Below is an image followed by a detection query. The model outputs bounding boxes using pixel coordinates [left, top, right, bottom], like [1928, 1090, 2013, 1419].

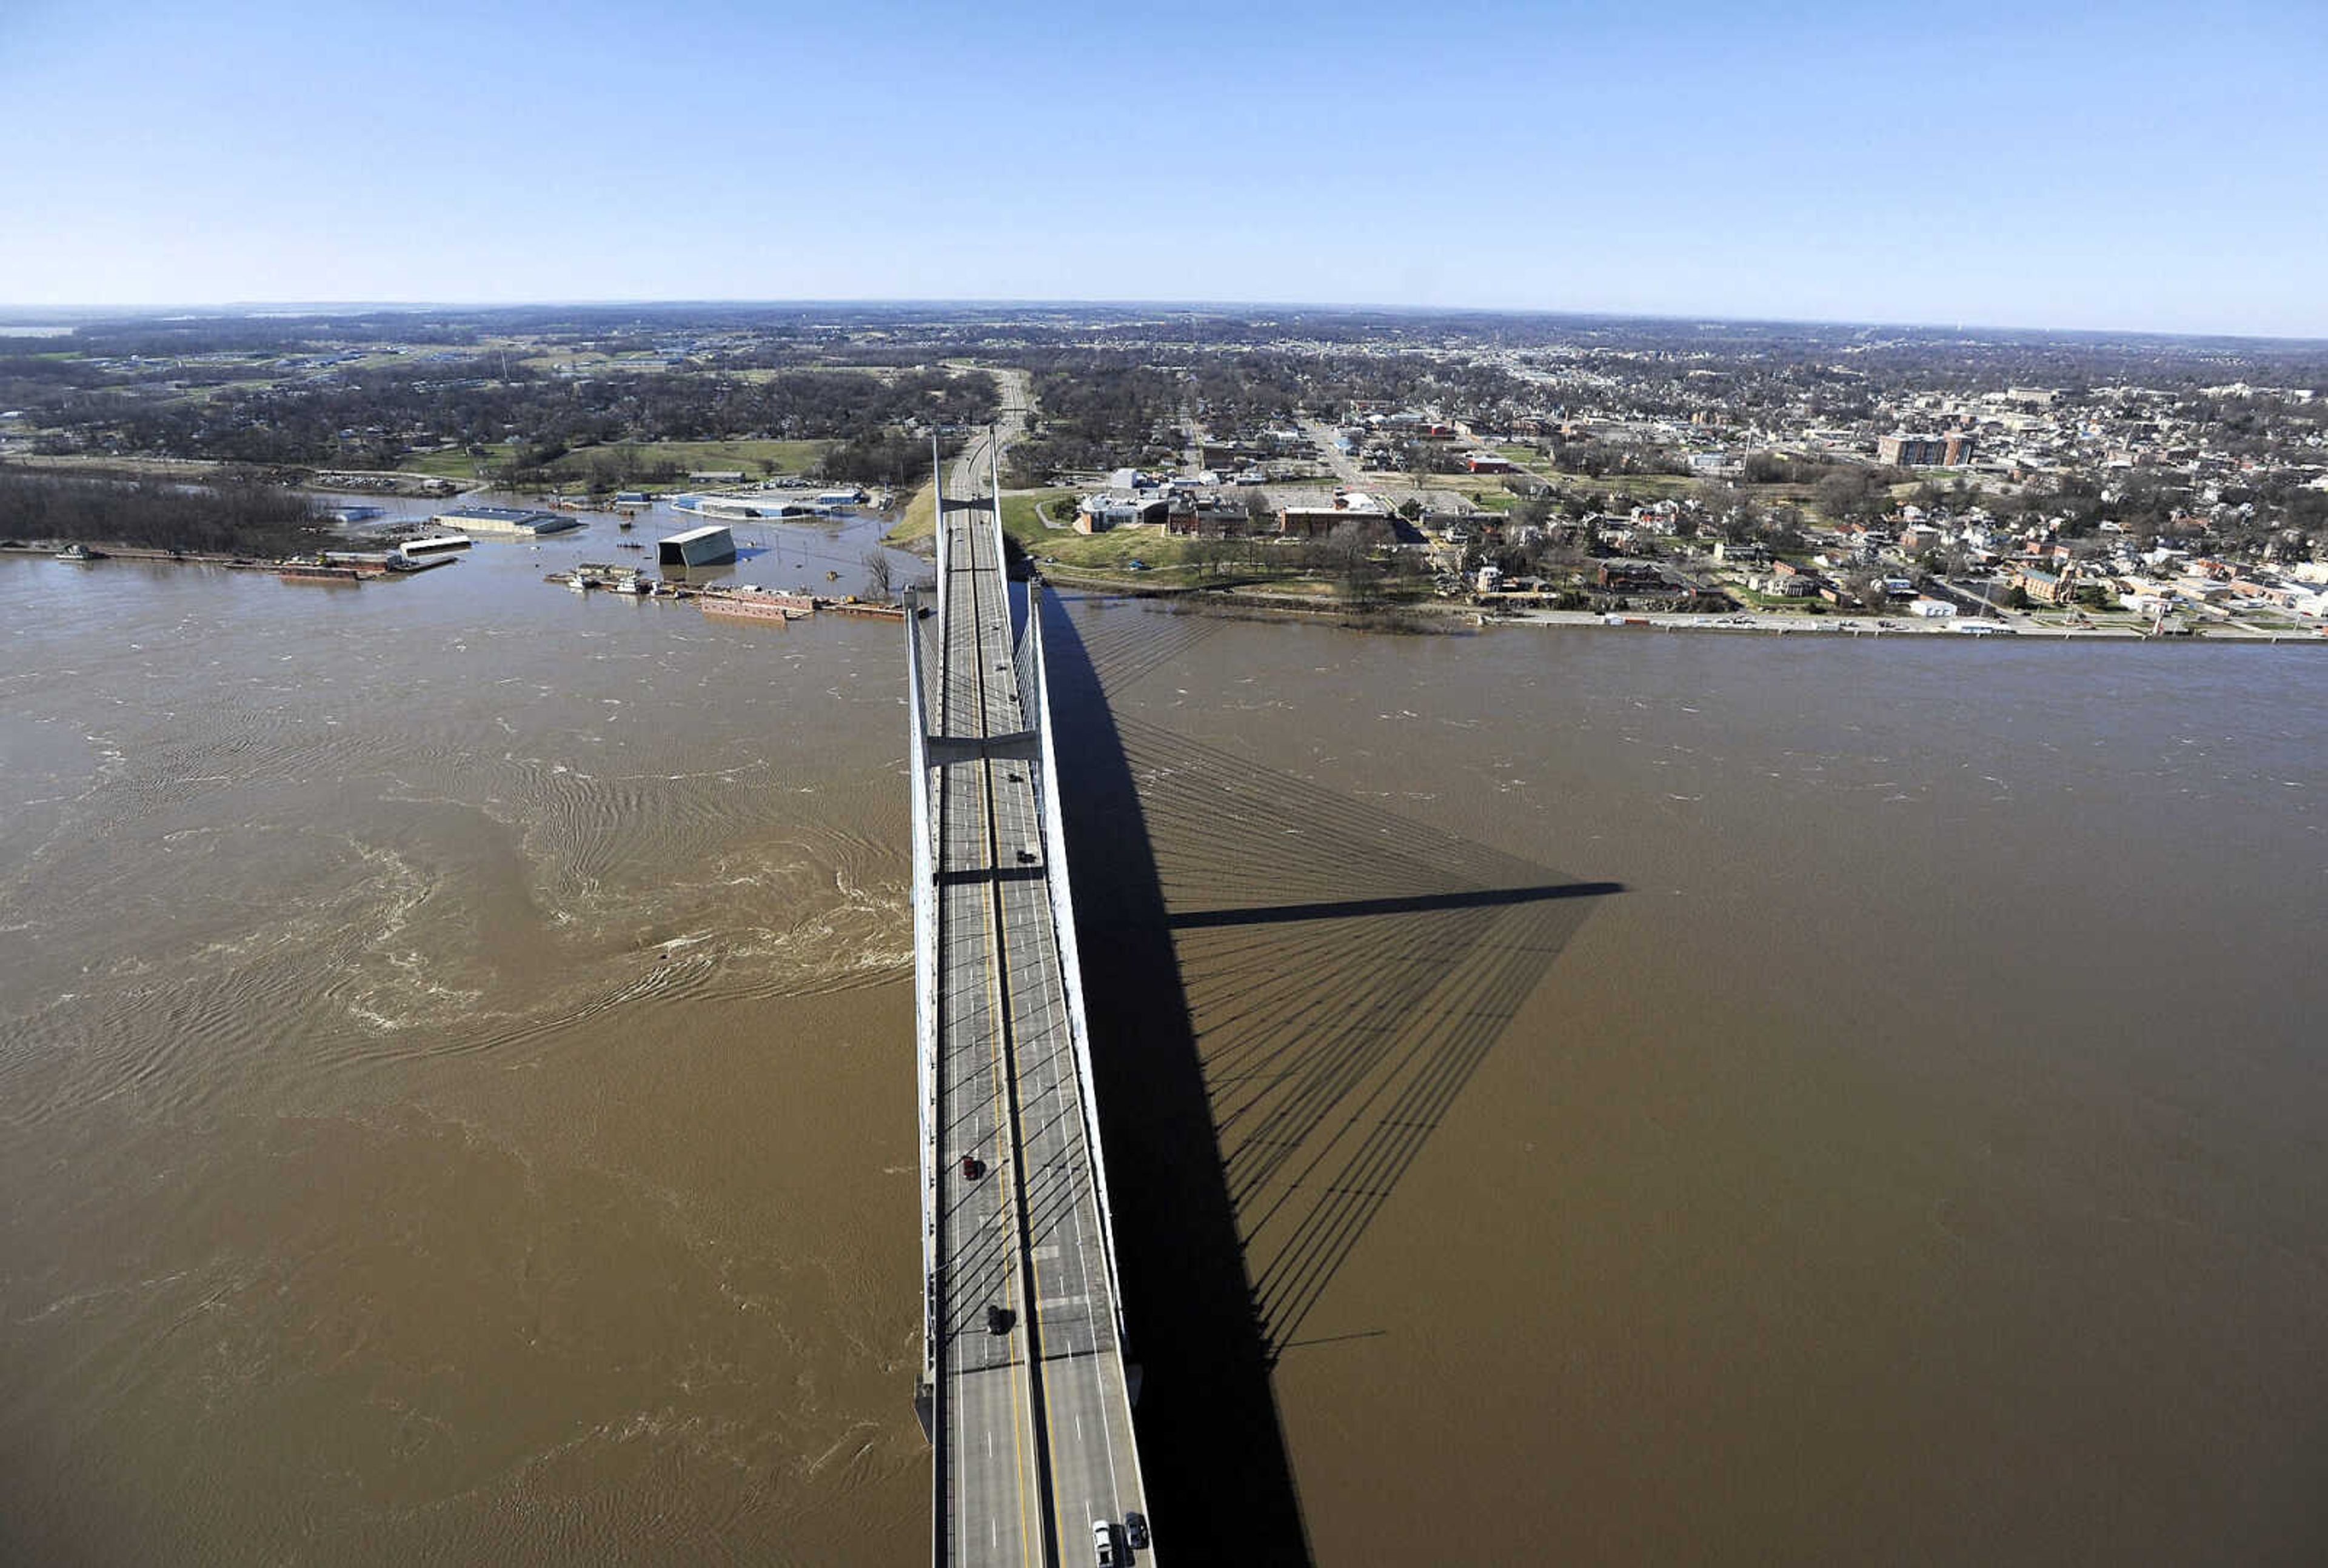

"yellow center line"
[963, 500, 1040, 1568]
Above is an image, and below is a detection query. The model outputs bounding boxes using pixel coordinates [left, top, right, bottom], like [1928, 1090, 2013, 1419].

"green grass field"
[1731, 586, 1819, 610]
[890, 482, 1433, 592]
[992, 490, 1205, 570]
[891, 488, 1080, 549]
[397, 447, 494, 479]
[891, 481, 938, 545]
[886, 485, 1209, 576]
[1035, 498, 1305, 576]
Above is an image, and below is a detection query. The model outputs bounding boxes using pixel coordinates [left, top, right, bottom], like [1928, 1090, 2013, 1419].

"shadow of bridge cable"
[1043, 594, 1622, 1558]
[1170, 881, 1626, 930]
[1040, 593, 1315, 1566]
[1094, 701, 1621, 1361]
[1057, 602, 1225, 702]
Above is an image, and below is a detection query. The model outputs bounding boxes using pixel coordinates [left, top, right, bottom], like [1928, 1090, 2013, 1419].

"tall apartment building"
[1879, 431, 1977, 466]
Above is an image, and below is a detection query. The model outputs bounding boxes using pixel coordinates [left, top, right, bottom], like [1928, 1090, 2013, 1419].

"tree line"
[0, 466, 326, 555]
[28, 364, 999, 473]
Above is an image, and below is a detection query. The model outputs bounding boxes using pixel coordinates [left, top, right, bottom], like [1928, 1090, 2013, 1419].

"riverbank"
[1490, 604, 2328, 642]
[1037, 569, 2328, 644]
[16, 537, 2322, 646]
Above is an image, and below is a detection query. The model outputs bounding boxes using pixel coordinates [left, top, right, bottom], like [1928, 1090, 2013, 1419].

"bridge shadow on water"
[1040, 594, 1619, 1563]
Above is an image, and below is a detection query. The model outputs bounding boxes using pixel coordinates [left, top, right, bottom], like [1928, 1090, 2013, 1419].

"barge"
[280, 559, 366, 584]
[700, 589, 814, 623]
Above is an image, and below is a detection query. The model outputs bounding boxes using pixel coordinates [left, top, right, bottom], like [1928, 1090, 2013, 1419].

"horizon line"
[2, 296, 2326, 350]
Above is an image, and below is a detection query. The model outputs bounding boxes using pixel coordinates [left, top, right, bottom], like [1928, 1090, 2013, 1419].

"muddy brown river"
[3, 514, 2324, 1564]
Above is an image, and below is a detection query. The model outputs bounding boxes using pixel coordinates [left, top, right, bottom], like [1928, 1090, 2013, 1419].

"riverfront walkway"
[908, 423, 1150, 1566]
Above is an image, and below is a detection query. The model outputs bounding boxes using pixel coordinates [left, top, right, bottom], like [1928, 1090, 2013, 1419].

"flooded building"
[658, 524, 737, 567]
[434, 505, 576, 537]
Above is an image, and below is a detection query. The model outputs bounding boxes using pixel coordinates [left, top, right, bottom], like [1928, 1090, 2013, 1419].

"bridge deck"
[926, 430, 1147, 1567]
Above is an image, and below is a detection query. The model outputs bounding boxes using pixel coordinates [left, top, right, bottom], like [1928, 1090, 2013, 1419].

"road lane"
[924, 402, 1151, 1565]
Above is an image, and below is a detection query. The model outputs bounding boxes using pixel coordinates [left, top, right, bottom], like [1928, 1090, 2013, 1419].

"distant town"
[4, 302, 2327, 638]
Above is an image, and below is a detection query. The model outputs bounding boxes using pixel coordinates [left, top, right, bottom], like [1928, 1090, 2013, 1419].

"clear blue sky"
[5, 0, 2324, 336]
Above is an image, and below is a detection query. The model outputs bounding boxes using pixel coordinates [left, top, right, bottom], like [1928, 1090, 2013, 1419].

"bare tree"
[1841, 568, 1888, 610]
[1325, 519, 1386, 604]
[863, 549, 894, 599]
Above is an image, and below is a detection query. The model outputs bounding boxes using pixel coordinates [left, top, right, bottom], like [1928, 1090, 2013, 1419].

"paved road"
[1299, 416, 1365, 486]
[926, 401, 1149, 1567]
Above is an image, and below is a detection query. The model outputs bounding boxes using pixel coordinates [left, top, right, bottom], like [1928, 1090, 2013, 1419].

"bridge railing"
[931, 439, 949, 630]
[1026, 587, 1132, 1359]
[906, 589, 943, 1410]
[1011, 585, 1040, 722]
